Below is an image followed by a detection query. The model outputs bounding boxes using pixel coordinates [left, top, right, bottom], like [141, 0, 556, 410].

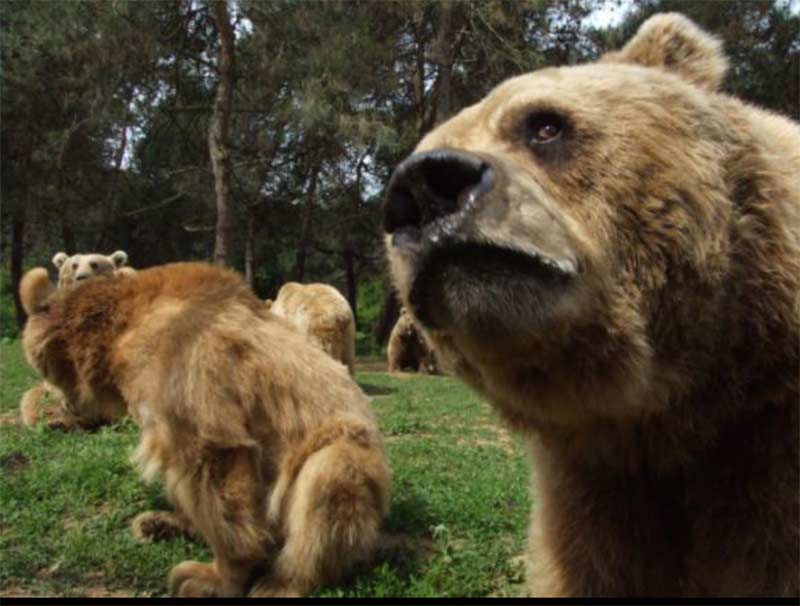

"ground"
[0, 340, 529, 598]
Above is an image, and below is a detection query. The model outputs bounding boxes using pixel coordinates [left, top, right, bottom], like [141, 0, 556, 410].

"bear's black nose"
[383, 149, 494, 235]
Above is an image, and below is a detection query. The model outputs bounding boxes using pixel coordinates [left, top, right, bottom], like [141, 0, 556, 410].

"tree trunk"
[412, 18, 434, 136]
[209, 0, 236, 266]
[97, 121, 129, 250]
[293, 162, 320, 282]
[433, 0, 455, 126]
[376, 286, 401, 346]
[244, 209, 255, 288]
[11, 205, 26, 330]
[343, 151, 367, 328]
[343, 246, 357, 327]
[432, 0, 466, 127]
[62, 219, 76, 253]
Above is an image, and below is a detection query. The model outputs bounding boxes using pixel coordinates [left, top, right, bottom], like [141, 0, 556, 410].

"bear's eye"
[90, 262, 98, 270]
[72, 262, 78, 270]
[526, 112, 566, 145]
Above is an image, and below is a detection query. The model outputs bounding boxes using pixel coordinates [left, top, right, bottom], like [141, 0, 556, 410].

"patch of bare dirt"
[354, 359, 388, 372]
[36, 560, 65, 580]
[75, 572, 131, 598]
[61, 517, 82, 532]
[489, 553, 528, 597]
[1, 576, 133, 598]
[0, 451, 29, 473]
[356, 358, 449, 378]
[0, 414, 21, 427]
[0, 585, 43, 598]
[458, 421, 517, 455]
[80, 587, 131, 598]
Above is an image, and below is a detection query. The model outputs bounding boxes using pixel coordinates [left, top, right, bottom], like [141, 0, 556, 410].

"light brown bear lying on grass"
[20, 250, 135, 430]
[20, 262, 391, 597]
[387, 307, 438, 374]
[384, 13, 799, 597]
[268, 282, 356, 375]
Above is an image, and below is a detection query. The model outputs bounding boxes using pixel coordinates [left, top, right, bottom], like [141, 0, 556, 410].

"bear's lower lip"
[405, 240, 578, 333]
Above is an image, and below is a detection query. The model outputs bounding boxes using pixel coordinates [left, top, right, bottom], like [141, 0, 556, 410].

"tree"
[600, 0, 799, 119]
[0, 1, 167, 327]
[208, 0, 237, 266]
[2, 0, 794, 347]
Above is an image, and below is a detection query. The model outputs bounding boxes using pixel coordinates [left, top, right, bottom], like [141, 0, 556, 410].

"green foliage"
[601, 0, 799, 119]
[0, 341, 530, 598]
[1, 0, 795, 335]
[355, 278, 387, 356]
[0, 269, 17, 340]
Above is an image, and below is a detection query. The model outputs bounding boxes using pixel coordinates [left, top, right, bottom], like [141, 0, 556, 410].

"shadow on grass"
[378, 490, 440, 575]
[358, 382, 397, 396]
[139, 486, 182, 526]
[1, 451, 30, 474]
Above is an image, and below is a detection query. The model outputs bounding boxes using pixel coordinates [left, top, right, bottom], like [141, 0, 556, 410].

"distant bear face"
[53, 250, 129, 288]
[384, 15, 740, 425]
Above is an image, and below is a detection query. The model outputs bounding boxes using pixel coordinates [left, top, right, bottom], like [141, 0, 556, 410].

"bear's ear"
[601, 13, 728, 92]
[110, 250, 128, 268]
[52, 252, 69, 270]
[20, 268, 56, 316]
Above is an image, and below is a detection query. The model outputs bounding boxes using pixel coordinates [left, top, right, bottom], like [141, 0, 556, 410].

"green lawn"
[0, 340, 530, 598]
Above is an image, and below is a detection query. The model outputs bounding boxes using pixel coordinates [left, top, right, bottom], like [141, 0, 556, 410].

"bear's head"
[53, 250, 130, 288]
[383, 14, 797, 427]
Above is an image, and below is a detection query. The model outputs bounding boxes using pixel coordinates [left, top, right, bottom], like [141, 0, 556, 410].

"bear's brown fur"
[384, 13, 799, 597]
[387, 308, 438, 374]
[270, 282, 356, 375]
[20, 263, 391, 597]
[20, 251, 136, 430]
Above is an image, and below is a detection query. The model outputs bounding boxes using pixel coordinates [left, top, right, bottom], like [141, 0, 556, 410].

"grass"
[0, 340, 530, 598]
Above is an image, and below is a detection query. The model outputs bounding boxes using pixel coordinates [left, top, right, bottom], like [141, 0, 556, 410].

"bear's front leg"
[684, 405, 799, 597]
[169, 556, 255, 598]
[131, 509, 196, 542]
[169, 560, 222, 597]
[527, 442, 688, 597]
[165, 446, 273, 597]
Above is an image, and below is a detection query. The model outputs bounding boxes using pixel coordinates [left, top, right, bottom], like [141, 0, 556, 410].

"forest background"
[2, 0, 797, 353]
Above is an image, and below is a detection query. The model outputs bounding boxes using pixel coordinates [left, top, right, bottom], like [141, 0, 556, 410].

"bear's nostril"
[384, 150, 494, 236]
[420, 156, 486, 209]
[384, 188, 421, 235]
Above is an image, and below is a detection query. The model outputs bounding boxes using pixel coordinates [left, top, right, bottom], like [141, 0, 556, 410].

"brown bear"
[383, 13, 799, 597]
[20, 249, 136, 430]
[20, 263, 391, 597]
[387, 307, 438, 374]
[52, 250, 134, 288]
[269, 282, 356, 375]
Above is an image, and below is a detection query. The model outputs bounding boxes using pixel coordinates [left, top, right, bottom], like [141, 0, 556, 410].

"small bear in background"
[19, 249, 135, 430]
[52, 250, 134, 288]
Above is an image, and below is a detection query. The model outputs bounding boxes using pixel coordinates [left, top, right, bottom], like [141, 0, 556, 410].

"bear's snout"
[383, 149, 494, 242]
